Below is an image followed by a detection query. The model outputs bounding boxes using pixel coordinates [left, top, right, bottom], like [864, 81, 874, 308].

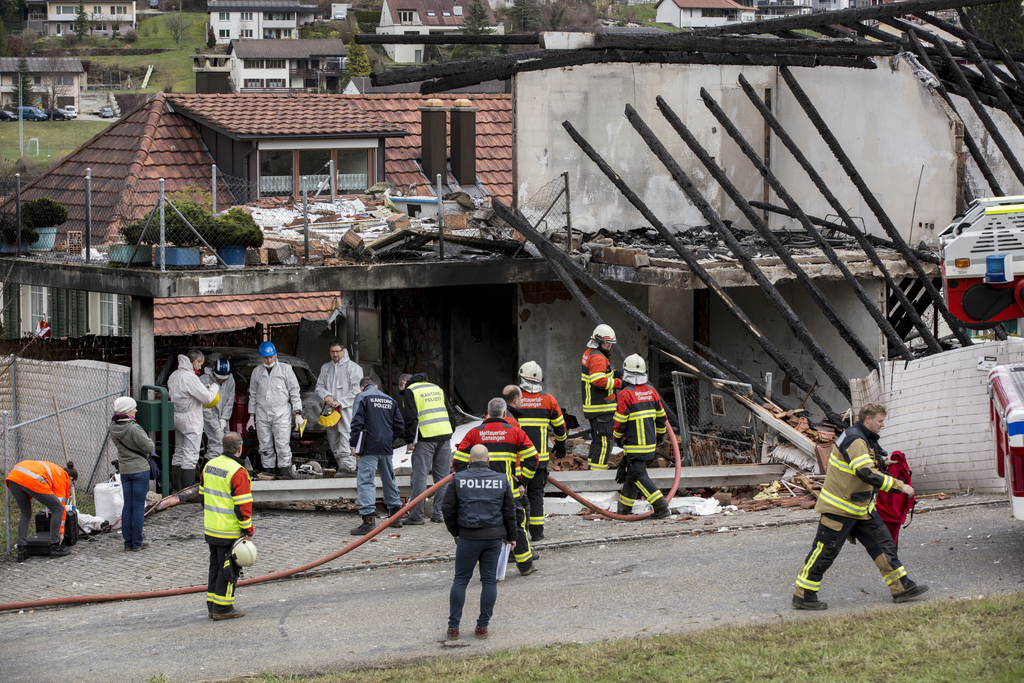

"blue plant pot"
[108, 244, 152, 265]
[29, 226, 57, 250]
[216, 245, 247, 266]
[153, 246, 201, 267]
[0, 238, 30, 254]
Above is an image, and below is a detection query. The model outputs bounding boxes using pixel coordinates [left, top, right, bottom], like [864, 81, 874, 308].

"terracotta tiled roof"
[166, 93, 409, 138]
[5, 92, 231, 245]
[344, 94, 512, 206]
[229, 38, 347, 60]
[663, 0, 751, 9]
[155, 292, 338, 335]
[384, 0, 491, 26]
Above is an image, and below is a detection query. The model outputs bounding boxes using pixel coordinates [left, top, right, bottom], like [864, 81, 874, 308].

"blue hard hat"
[213, 358, 231, 379]
[259, 341, 277, 358]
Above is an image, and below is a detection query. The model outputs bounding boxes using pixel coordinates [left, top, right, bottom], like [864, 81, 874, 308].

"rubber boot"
[211, 606, 245, 620]
[15, 543, 28, 562]
[48, 543, 70, 558]
[207, 600, 214, 619]
[616, 502, 631, 515]
[651, 498, 671, 519]
[169, 465, 182, 493]
[792, 592, 828, 610]
[278, 464, 294, 480]
[350, 514, 376, 536]
[387, 508, 404, 528]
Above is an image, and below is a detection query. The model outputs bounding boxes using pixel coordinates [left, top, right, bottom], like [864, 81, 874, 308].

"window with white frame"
[265, 59, 285, 68]
[398, 9, 414, 21]
[94, 23, 106, 30]
[58, 6, 78, 14]
[218, 11, 229, 20]
[55, 75, 74, 86]
[282, 28, 292, 37]
[113, 5, 128, 14]
[244, 58, 263, 68]
[30, 286, 47, 330]
[241, 11, 252, 20]
[266, 78, 285, 87]
[99, 293, 118, 336]
[219, 29, 229, 37]
[240, 29, 253, 37]
[243, 78, 264, 88]
[92, 5, 101, 13]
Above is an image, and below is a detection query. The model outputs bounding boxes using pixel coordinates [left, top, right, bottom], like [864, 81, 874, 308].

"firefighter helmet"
[519, 361, 543, 383]
[624, 354, 646, 374]
[318, 404, 341, 427]
[203, 392, 220, 409]
[213, 358, 231, 380]
[258, 341, 277, 358]
[231, 538, 257, 567]
[592, 324, 616, 344]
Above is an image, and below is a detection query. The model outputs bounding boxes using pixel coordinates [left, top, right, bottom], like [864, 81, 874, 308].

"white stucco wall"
[514, 59, 962, 246]
[952, 92, 1024, 201]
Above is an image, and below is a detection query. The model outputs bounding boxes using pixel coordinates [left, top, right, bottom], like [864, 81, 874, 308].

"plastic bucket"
[29, 226, 57, 250]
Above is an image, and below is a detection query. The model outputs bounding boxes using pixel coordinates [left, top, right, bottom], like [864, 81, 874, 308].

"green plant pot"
[29, 226, 58, 250]
[108, 244, 152, 265]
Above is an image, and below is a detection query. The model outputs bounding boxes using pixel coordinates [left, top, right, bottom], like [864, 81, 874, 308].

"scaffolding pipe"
[561, 119, 840, 420]
[779, 65, 973, 347]
[699, 87, 912, 360]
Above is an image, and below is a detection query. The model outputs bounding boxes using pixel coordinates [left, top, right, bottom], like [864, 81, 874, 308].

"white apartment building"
[208, 0, 318, 45]
[376, 0, 501, 64]
[25, 0, 137, 37]
[229, 39, 347, 93]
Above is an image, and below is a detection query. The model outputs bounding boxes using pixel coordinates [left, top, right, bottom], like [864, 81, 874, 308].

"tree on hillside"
[965, 0, 1024, 53]
[10, 56, 34, 109]
[163, 13, 183, 43]
[74, 0, 89, 39]
[452, 0, 497, 60]
[207, 24, 217, 48]
[510, 0, 540, 33]
[42, 56, 75, 114]
[346, 35, 371, 77]
[0, 21, 7, 57]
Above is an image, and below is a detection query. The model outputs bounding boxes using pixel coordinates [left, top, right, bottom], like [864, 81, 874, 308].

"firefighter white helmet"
[592, 324, 616, 344]
[519, 361, 543, 383]
[232, 538, 258, 567]
[624, 354, 646, 374]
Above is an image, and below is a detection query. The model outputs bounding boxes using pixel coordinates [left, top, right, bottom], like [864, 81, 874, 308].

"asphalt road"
[1, 502, 1021, 683]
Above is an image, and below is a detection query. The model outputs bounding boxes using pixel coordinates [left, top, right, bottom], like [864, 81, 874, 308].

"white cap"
[114, 396, 137, 413]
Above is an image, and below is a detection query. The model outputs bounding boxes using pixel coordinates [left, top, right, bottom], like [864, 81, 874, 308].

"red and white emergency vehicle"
[986, 364, 1024, 520]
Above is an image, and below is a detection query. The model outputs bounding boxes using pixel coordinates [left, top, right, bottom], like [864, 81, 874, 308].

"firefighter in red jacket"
[613, 354, 671, 519]
[454, 397, 539, 575]
[581, 325, 621, 470]
[514, 361, 566, 541]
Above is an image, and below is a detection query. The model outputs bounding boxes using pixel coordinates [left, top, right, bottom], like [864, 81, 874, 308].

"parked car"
[98, 107, 115, 118]
[64, 105, 77, 118]
[16, 106, 48, 121]
[153, 347, 330, 472]
[48, 108, 72, 121]
[149, 0, 159, 7]
[0, 110, 15, 121]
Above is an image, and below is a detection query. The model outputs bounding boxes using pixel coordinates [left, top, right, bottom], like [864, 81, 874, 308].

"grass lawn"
[0, 120, 113, 162]
[609, 3, 681, 33]
[221, 592, 1024, 683]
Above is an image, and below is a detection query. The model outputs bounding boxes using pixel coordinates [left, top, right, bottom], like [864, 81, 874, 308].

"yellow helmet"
[318, 405, 341, 427]
[203, 392, 220, 409]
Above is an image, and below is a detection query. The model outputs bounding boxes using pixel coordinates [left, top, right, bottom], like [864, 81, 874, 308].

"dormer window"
[398, 9, 414, 22]
[426, 10, 435, 15]
[442, 10, 451, 16]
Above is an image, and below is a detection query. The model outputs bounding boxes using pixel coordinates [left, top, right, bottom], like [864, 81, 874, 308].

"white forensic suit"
[201, 370, 236, 458]
[249, 361, 302, 469]
[314, 350, 363, 473]
[167, 355, 219, 471]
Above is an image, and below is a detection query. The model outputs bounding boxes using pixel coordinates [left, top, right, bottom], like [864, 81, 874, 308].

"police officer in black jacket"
[441, 444, 517, 641]
[349, 377, 405, 536]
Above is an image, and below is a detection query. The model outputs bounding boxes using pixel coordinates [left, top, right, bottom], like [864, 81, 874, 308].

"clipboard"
[496, 542, 511, 581]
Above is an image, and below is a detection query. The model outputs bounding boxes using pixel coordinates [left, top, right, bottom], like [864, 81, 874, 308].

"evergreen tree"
[74, 0, 89, 40]
[511, 0, 540, 33]
[207, 25, 217, 48]
[965, 0, 1024, 53]
[10, 56, 34, 109]
[346, 35, 371, 77]
[452, 0, 496, 60]
[0, 21, 7, 57]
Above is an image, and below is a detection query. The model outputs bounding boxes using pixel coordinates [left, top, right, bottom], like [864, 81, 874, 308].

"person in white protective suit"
[315, 339, 363, 476]
[201, 357, 236, 459]
[168, 349, 220, 491]
[247, 341, 302, 478]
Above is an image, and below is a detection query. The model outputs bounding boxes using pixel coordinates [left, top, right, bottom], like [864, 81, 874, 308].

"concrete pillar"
[131, 296, 155, 398]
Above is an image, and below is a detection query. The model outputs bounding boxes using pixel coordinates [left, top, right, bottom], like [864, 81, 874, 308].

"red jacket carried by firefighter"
[613, 383, 667, 460]
[581, 347, 621, 418]
[454, 417, 539, 499]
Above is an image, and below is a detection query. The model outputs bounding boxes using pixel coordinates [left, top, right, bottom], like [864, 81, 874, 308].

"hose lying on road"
[0, 425, 681, 611]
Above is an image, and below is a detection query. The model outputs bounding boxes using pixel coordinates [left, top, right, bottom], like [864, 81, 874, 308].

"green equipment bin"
[137, 385, 174, 495]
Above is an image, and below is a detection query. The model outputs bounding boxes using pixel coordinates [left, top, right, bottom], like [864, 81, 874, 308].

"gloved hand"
[246, 415, 255, 431]
[294, 413, 303, 430]
[220, 418, 229, 433]
[615, 457, 628, 484]
[552, 439, 567, 457]
[613, 370, 623, 380]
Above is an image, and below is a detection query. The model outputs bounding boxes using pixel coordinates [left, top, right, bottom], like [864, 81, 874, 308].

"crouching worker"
[5, 460, 78, 561]
[613, 354, 670, 519]
[793, 403, 927, 610]
[201, 431, 254, 620]
[442, 444, 517, 641]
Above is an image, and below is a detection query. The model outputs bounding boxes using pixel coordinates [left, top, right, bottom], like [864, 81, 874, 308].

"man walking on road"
[349, 377, 406, 535]
[201, 358, 236, 461]
[400, 373, 456, 525]
[315, 340, 363, 476]
[248, 342, 302, 479]
[168, 349, 220, 491]
[442, 444, 517, 641]
[514, 361, 566, 541]
[793, 403, 928, 610]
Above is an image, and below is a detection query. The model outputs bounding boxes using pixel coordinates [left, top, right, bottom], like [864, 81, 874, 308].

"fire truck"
[986, 364, 1024, 520]
[939, 195, 1024, 327]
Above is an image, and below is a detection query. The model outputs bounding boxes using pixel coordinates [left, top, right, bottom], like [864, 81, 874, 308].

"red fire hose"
[0, 425, 682, 612]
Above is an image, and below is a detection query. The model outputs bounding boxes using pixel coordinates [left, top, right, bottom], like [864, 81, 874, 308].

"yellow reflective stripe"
[628, 409, 659, 420]
[618, 494, 635, 505]
[204, 526, 243, 538]
[204, 488, 233, 500]
[883, 566, 907, 585]
[209, 594, 234, 606]
[232, 494, 253, 504]
[528, 516, 545, 524]
[551, 415, 565, 426]
[613, 431, 624, 439]
[624, 445, 656, 454]
[819, 489, 869, 515]
[849, 455, 873, 470]
[453, 450, 470, 463]
[635, 481, 663, 503]
[204, 502, 236, 515]
[828, 453, 856, 474]
[654, 426, 667, 434]
[613, 412, 628, 422]
[796, 541, 824, 590]
[879, 476, 895, 493]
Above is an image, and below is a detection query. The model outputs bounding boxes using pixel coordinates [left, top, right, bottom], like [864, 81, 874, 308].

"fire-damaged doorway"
[384, 284, 518, 414]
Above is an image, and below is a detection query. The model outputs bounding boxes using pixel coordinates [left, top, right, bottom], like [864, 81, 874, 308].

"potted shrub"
[0, 215, 36, 255]
[119, 199, 211, 267]
[214, 207, 264, 266]
[22, 197, 67, 251]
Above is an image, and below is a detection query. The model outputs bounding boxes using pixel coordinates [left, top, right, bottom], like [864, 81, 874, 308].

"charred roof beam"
[356, 33, 540, 44]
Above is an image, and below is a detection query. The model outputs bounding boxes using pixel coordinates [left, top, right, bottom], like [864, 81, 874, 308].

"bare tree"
[42, 56, 76, 114]
[163, 13, 182, 42]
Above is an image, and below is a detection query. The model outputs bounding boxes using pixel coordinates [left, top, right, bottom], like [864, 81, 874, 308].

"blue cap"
[213, 358, 231, 379]
[259, 341, 277, 358]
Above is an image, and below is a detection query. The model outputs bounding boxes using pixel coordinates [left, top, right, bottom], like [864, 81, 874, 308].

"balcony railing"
[289, 68, 344, 78]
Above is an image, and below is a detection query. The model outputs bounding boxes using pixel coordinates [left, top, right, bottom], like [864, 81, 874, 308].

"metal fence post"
[85, 168, 92, 263]
[302, 178, 309, 267]
[11, 357, 18, 464]
[436, 173, 445, 261]
[562, 170, 572, 253]
[14, 173, 20, 258]
[212, 164, 217, 215]
[4, 412, 10, 554]
[329, 159, 336, 204]
[159, 178, 166, 272]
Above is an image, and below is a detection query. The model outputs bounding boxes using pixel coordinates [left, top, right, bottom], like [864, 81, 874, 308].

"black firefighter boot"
[651, 498, 671, 519]
[387, 508, 404, 528]
[169, 465, 182, 493]
[616, 502, 632, 515]
[15, 542, 28, 562]
[350, 514, 376, 536]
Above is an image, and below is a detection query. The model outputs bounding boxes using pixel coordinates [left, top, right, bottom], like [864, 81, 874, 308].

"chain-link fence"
[670, 371, 760, 466]
[1, 356, 131, 552]
[518, 171, 572, 247]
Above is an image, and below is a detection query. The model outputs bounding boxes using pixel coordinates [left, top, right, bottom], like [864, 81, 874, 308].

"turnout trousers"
[587, 414, 614, 470]
[512, 503, 534, 570]
[525, 463, 547, 540]
[794, 511, 918, 600]
[617, 458, 664, 509]
[207, 542, 239, 612]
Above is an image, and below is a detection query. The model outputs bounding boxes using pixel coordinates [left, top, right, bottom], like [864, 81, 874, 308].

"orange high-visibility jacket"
[5, 460, 71, 533]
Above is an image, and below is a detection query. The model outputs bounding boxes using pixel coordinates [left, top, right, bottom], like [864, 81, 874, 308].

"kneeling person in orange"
[201, 431, 254, 620]
[5, 460, 78, 561]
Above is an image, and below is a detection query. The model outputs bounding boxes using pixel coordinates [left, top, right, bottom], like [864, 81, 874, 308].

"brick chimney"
[419, 98, 447, 188]
[450, 98, 477, 186]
